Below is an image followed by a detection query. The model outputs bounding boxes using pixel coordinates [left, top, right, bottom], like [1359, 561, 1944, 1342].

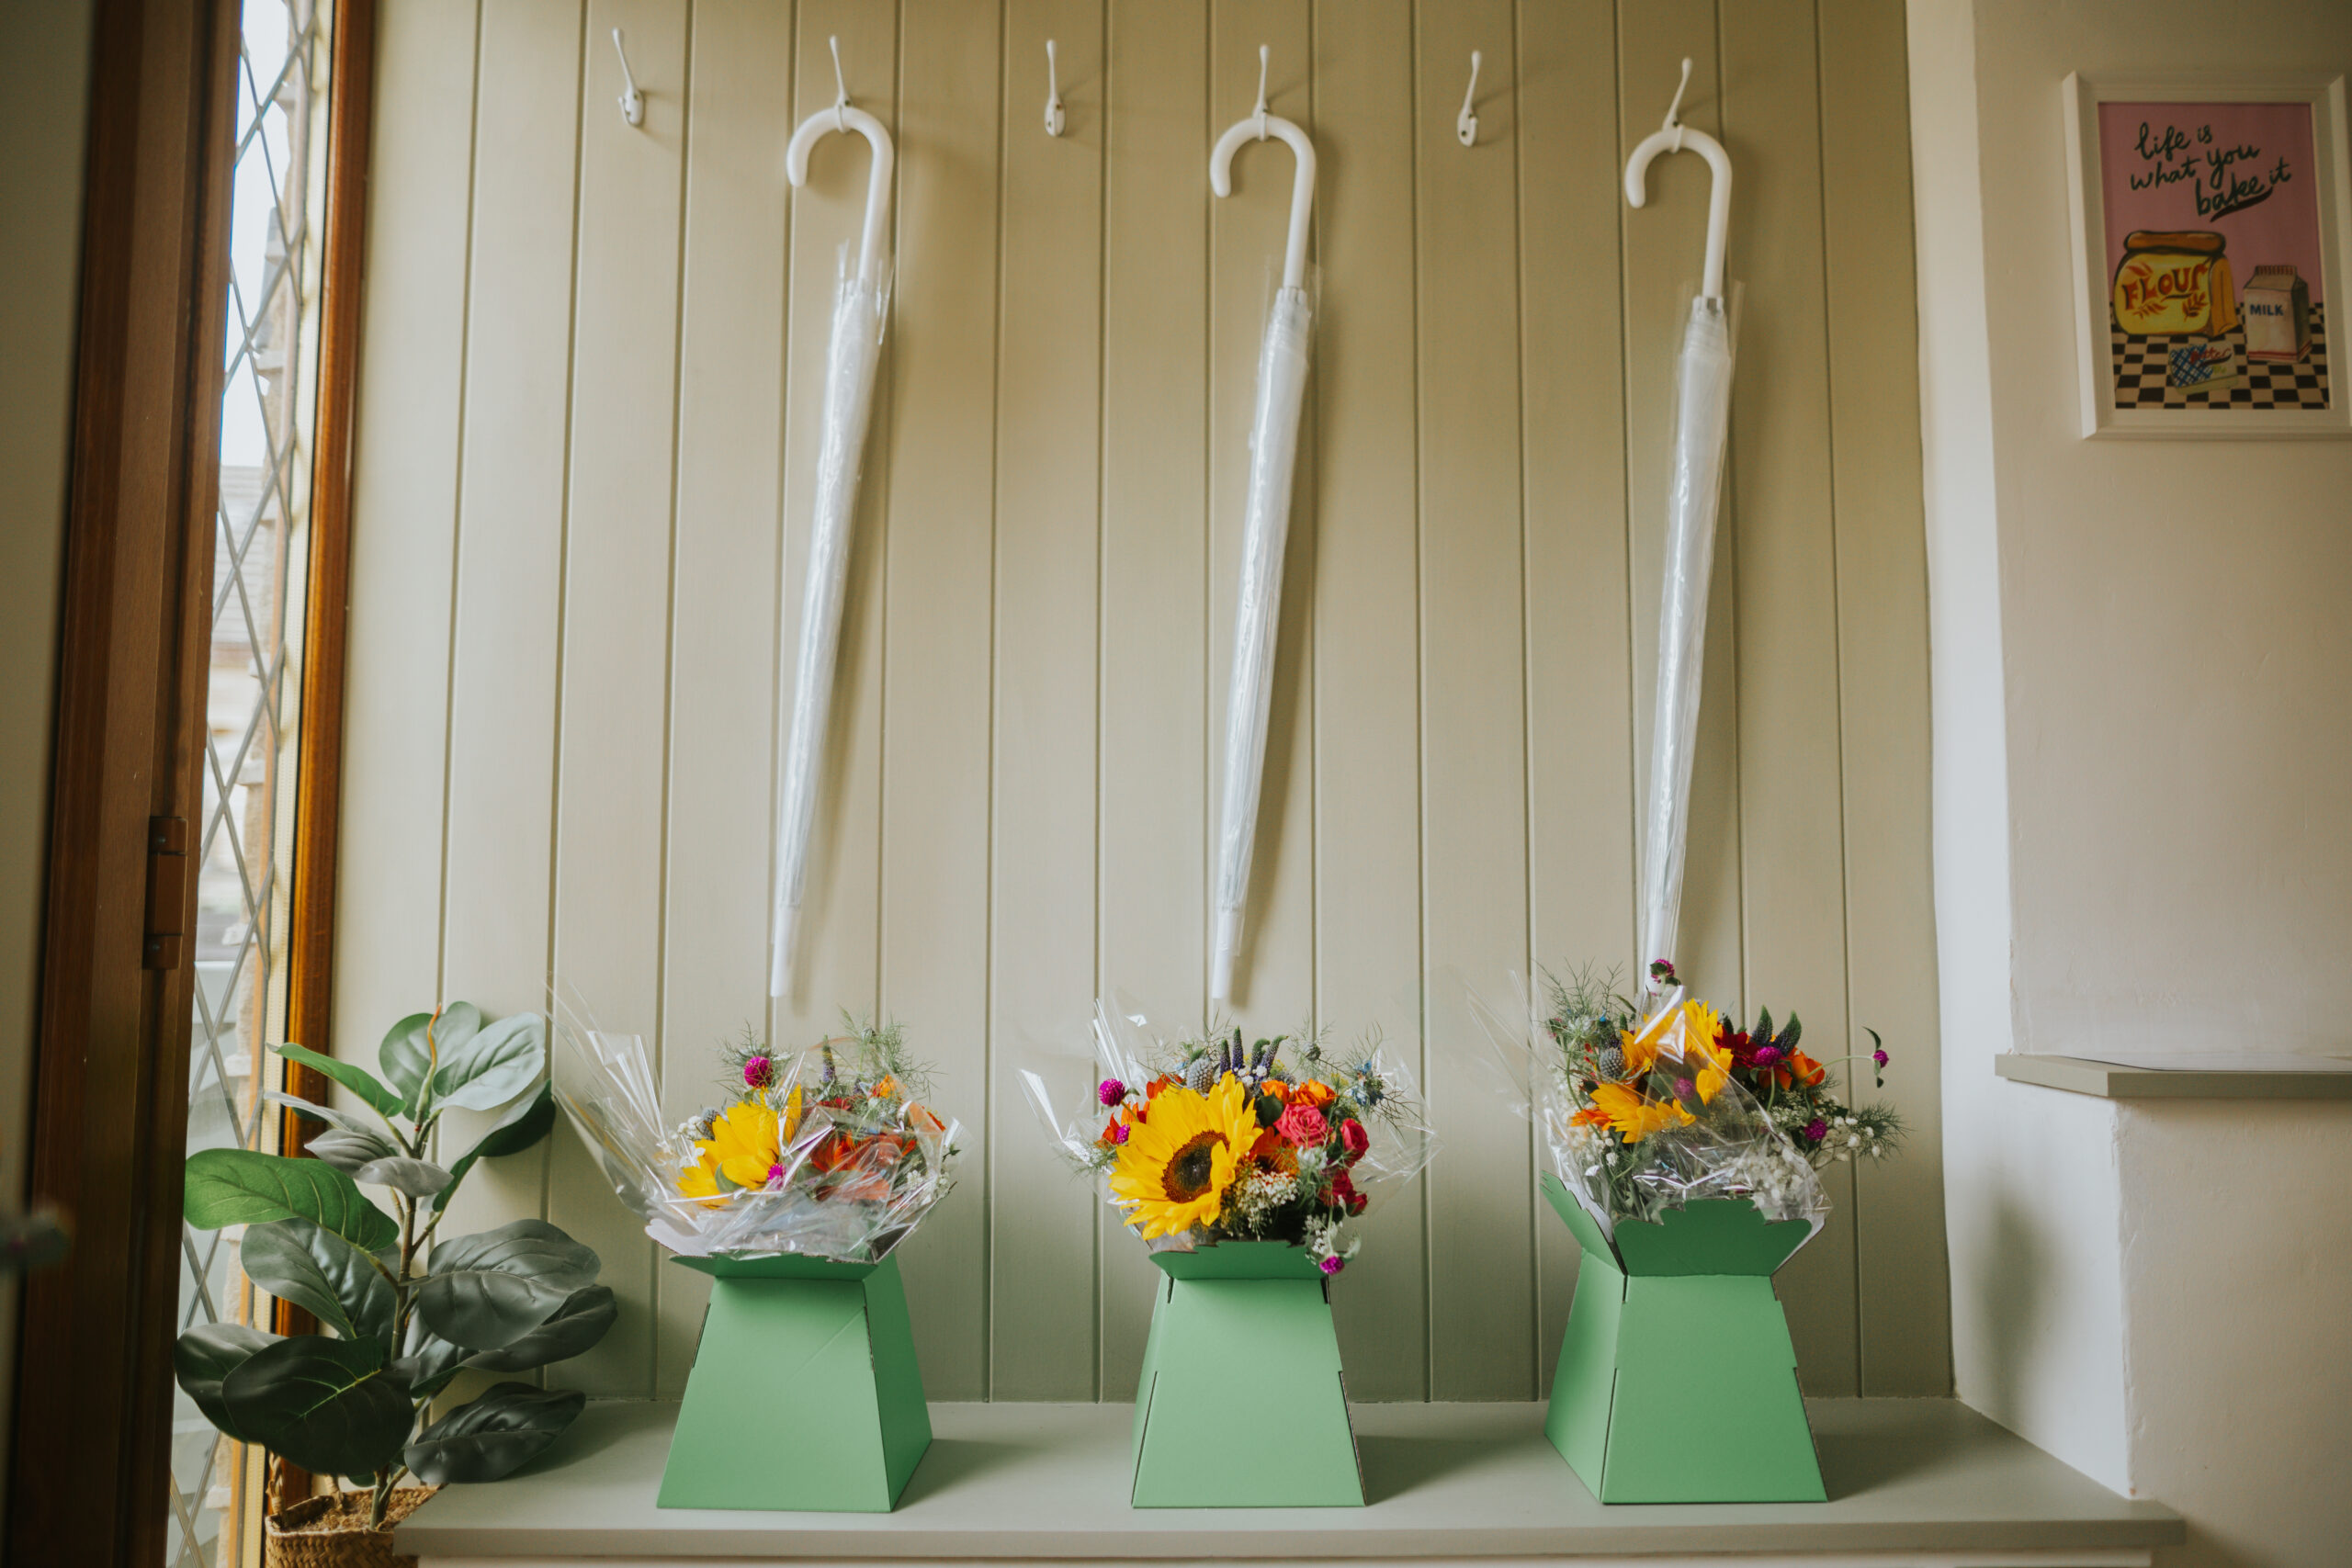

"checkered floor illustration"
[2112, 303, 2330, 411]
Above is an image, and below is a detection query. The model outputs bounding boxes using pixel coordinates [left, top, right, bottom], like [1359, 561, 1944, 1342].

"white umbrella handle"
[1623, 57, 1732, 301]
[1211, 45, 1316, 291]
[786, 37, 895, 288]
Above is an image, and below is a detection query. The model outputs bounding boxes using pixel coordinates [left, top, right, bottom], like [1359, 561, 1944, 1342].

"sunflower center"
[1161, 1132, 1225, 1202]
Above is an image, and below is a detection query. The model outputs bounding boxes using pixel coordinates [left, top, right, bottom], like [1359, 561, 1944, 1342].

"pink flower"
[1751, 1044, 1784, 1068]
[1274, 1103, 1329, 1148]
[1802, 1118, 1827, 1144]
[1098, 1077, 1127, 1107]
[1872, 1048, 1890, 1067]
[1318, 1255, 1344, 1276]
[1339, 1119, 1369, 1158]
[743, 1055, 775, 1089]
[765, 1162, 786, 1183]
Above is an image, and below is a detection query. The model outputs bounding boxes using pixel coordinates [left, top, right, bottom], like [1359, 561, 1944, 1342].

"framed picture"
[2064, 73, 2352, 438]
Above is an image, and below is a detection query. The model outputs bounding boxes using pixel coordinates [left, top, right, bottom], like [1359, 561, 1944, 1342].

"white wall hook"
[1456, 51, 1481, 146]
[610, 28, 643, 128]
[786, 36, 896, 287]
[1212, 45, 1316, 291]
[1623, 56, 1733, 300]
[1045, 39, 1065, 137]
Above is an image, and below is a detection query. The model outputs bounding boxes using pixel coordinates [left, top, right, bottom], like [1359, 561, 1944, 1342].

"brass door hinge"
[143, 815, 189, 970]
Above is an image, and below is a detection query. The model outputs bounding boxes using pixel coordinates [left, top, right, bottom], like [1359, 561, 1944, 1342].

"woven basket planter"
[264, 1488, 435, 1568]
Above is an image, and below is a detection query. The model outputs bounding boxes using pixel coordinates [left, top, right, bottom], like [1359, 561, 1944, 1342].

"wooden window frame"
[4, 0, 375, 1556]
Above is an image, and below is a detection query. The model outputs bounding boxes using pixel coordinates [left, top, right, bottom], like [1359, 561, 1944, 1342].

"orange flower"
[1260, 1079, 1293, 1106]
[873, 1074, 899, 1099]
[1145, 1074, 1179, 1100]
[1773, 1049, 1827, 1090]
[1295, 1080, 1337, 1110]
[904, 1101, 947, 1135]
[1571, 1104, 1612, 1128]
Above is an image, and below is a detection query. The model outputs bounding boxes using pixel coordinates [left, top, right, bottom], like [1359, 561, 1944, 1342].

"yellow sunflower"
[1107, 1073, 1258, 1239]
[1589, 1081, 1694, 1144]
[678, 1100, 783, 1206]
[1622, 998, 1724, 1080]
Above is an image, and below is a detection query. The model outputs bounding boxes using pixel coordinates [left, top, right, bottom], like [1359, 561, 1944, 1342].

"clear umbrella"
[1625, 60, 1736, 987]
[772, 42, 894, 997]
[1208, 47, 1317, 1004]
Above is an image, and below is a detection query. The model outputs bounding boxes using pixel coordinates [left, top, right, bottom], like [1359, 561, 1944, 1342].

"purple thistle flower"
[1098, 1077, 1127, 1107]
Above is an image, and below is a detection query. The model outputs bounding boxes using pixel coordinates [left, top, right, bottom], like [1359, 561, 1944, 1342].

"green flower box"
[658, 1252, 931, 1512]
[1541, 1172, 1826, 1504]
[1129, 1240, 1364, 1507]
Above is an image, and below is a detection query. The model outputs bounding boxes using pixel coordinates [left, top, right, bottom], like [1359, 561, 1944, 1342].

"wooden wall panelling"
[1518, 0, 1634, 1395]
[1417, 0, 1533, 1401]
[1207, 0, 1315, 1038]
[434, 0, 582, 1274]
[1719, 0, 1859, 1396]
[657, 0, 793, 1396]
[547, 0, 687, 1396]
[1817, 0, 1950, 1396]
[1310, 0, 1426, 1402]
[332, 0, 479, 1066]
[1615, 6, 1742, 1008]
[1097, 0, 1209, 1396]
[776, 0, 893, 1049]
[989, 0, 1105, 1400]
[883, 0, 1002, 1403]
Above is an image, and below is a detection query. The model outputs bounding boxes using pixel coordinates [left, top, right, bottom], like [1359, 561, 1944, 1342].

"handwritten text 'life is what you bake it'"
[2128, 119, 2293, 220]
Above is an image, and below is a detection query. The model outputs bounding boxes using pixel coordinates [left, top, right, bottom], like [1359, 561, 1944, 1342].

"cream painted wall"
[337, 0, 1947, 1404]
[1911, 0, 2352, 1560]
[0, 0, 92, 1533]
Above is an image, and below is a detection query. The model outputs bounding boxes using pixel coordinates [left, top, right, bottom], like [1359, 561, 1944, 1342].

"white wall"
[0, 0, 93, 1536]
[1911, 0, 2352, 1560]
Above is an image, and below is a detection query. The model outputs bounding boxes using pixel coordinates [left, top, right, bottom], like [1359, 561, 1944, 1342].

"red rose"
[1339, 1118, 1369, 1160]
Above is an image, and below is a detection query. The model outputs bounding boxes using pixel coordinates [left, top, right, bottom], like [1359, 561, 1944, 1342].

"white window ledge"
[401, 1398, 2179, 1566]
[1996, 1052, 2352, 1100]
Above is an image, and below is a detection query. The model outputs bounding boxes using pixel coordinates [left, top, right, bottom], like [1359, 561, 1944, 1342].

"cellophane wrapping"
[1021, 997, 1435, 1275]
[552, 1011, 957, 1265]
[1471, 972, 1822, 1245]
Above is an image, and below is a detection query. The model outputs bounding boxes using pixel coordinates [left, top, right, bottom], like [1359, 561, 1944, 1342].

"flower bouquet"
[554, 1015, 959, 1512]
[1023, 1000, 1434, 1508]
[1476, 963, 1900, 1505]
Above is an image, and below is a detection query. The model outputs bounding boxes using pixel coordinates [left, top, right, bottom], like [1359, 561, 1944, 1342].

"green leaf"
[1781, 1012, 1804, 1051]
[353, 1156, 455, 1200]
[434, 1084, 555, 1211]
[402, 1382, 583, 1486]
[380, 1005, 481, 1120]
[1753, 1008, 1774, 1046]
[305, 1128, 401, 1175]
[183, 1149, 399, 1253]
[431, 1012, 545, 1113]
[419, 1219, 601, 1351]
[261, 1090, 380, 1139]
[460, 1286, 616, 1374]
[220, 1335, 414, 1482]
[175, 1324, 278, 1442]
[272, 1042, 405, 1122]
[240, 1219, 393, 1345]
[389, 1319, 473, 1402]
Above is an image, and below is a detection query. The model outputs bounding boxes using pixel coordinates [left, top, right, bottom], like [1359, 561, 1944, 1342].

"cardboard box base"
[1130, 1242, 1364, 1507]
[657, 1253, 931, 1511]
[1541, 1174, 1826, 1504]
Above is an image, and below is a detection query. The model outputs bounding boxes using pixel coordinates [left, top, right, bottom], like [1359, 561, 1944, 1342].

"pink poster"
[2096, 100, 2328, 412]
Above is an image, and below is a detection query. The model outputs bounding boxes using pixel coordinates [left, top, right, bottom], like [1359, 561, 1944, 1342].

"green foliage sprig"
[178, 1004, 613, 1533]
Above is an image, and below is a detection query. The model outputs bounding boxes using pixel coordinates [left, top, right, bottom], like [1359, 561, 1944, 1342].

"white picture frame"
[2064, 73, 2352, 439]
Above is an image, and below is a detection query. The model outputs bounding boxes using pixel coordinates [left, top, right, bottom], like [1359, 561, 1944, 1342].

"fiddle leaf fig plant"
[177, 1005, 613, 1532]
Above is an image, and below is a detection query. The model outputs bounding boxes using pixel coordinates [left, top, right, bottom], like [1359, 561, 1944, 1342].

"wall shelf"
[1996, 1052, 2352, 1100]
[399, 1397, 2180, 1565]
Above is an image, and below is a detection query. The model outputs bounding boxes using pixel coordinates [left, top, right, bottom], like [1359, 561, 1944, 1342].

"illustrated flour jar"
[2112, 230, 2239, 336]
